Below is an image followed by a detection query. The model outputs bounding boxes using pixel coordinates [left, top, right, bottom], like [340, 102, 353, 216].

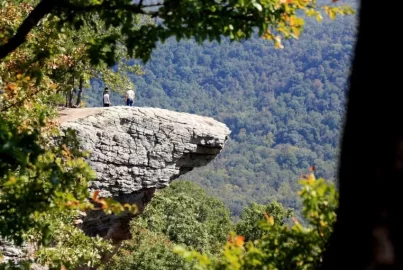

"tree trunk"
[68, 90, 74, 107]
[68, 76, 75, 107]
[76, 77, 83, 107]
[321, 1, 401, 269]
[65, 91, 68, 107]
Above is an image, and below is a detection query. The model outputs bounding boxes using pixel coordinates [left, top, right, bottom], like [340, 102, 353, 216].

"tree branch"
[59, 2, 163, 17]
[0, 0, 163, 61]
[0, 87, 42, 112]
[0, 0, 57, 60]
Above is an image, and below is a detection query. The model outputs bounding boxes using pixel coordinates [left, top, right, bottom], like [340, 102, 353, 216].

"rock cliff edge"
[58, 106, 230, 242]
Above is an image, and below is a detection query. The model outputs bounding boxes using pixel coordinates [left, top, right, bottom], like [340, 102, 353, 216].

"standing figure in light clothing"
[125, 88, 135, 106]
[103, 87, 111, 107]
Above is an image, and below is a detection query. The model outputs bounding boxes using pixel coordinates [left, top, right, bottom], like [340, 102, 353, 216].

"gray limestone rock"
[0, 238, 22, 264]
[0, 238, 40, 268]
[58, 106, 230, 242]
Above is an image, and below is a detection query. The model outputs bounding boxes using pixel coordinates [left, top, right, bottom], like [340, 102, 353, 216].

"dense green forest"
[85, 11, 357, 216]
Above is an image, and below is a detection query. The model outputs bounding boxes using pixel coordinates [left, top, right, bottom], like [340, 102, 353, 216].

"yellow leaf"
[269, 215, 274, 225]
[277, 26, 289, 36]
[265, 212, 275, 225]
[296, 17, 304, 26]
[329, 10, 336, 20]
[307, 173, 315, 184]
[305, 9, 316, 17]
[293, 0, 303, 8]
[292, 27, 300, 38]
[290, 15, 297, 26]
[16, 74, 22, 79]
[263, 29, 274, 40]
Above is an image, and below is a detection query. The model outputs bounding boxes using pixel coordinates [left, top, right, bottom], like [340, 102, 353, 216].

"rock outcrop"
[58, 106, 230, 242]
[0, 238, 25, 264]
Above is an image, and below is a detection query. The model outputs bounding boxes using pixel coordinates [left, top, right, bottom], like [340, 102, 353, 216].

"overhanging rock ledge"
[58, 106, 230, 242]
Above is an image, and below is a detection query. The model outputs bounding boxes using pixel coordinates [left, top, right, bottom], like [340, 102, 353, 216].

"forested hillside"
[85, 9, 357, 216]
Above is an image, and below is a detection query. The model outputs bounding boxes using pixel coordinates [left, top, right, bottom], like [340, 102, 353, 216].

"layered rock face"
[0, 238, 25, 264]
[58, 106, 230, 242]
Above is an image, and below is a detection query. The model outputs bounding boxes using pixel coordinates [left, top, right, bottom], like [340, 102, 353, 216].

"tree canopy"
[104, 181, 232, 270]
[0, 0, 354, 63]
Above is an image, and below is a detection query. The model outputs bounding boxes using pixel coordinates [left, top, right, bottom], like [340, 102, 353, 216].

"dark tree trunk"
[68, 76, 75, 107]
[68, 90, 74, 107]
[65, 91, 68, 107]
[321, 1, 401, 269]
[76, 77, 84, 107]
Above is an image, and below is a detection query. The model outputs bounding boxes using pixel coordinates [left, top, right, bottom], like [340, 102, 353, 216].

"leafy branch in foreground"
[0, 116, 137, 244]
[175, 176, 338, 270]
[0, 0, 354, 64]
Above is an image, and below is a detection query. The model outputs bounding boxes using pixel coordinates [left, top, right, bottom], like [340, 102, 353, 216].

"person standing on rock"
[103, 87, 111, 107]
[125, 87, 135, 106]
